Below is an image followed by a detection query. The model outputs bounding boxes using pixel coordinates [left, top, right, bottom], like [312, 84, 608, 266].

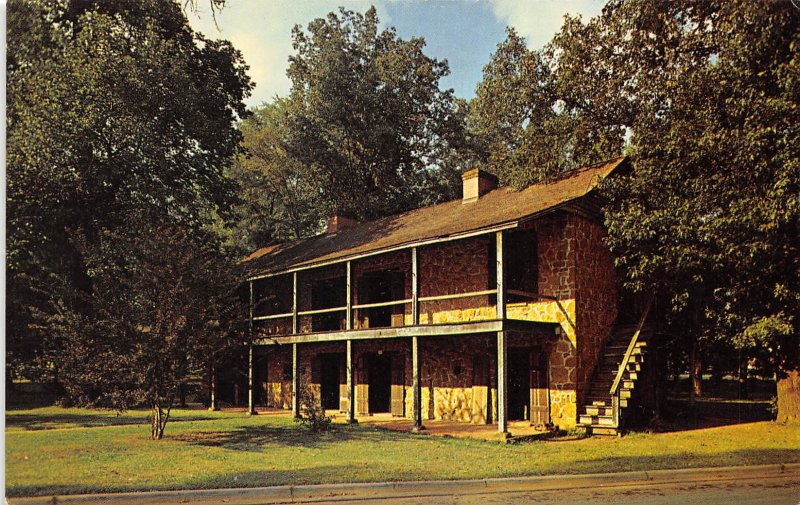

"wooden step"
[583, 405, 613, 416]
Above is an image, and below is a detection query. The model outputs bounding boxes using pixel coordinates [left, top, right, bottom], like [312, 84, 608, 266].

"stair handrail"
[609, 295, 654, 397]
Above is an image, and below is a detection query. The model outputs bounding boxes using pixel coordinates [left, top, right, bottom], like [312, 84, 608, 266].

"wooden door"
[339, 353, 348, 413]
[471, 354, 490, 424]
[391, 354, 405, 417]
[356, 355, 369, 415]
[530, 348, 550, 428]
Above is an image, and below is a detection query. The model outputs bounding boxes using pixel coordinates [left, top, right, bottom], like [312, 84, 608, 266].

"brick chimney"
[326, 214, 359, 234]
[461, 169, 498, 203]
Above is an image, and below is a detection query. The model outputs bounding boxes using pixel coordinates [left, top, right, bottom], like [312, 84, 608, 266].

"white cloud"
[489, 0, 605, 49]
[187, 1, 391, 108]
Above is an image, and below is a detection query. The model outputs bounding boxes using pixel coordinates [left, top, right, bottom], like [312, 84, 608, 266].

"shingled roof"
[243, 157, 626, 279]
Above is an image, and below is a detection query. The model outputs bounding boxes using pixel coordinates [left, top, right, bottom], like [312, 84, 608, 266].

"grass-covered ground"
[6, 407, 800, 497]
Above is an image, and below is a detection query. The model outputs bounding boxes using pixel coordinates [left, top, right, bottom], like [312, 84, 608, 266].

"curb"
[8, 463, 800, 505]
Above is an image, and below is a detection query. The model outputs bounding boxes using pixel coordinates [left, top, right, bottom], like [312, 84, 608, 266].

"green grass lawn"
[6, 407, 800, 497]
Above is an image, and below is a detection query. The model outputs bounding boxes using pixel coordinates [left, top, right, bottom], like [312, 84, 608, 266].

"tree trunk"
[689, 338, 702, 405]
[776, 369, 800, 424]
[151, 401, 172, 440]
[738, 357, 749, 400]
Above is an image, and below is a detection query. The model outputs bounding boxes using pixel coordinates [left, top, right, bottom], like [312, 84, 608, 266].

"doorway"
[359, 270, 405, 328]
[319, 354, 342, 410]
[508, 348, 532, 420]
[368, 354, 392, 413]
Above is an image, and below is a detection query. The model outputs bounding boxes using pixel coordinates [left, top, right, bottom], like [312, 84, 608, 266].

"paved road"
[10, 464, 800, 505]
[309, 474, 800, 505]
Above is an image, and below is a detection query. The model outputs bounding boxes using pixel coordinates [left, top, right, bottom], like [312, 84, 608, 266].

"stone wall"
[572, 216, 618, 405]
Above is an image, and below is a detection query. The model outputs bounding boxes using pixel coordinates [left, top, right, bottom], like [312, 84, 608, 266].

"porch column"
[497, 330, 508, 434]
[411, 336, 424, 431]
[496, 230, 506, 319]
[292, 343, 300, 418]
[292, 272, 298, 334]
[346, 261, 353, 330]
[411, 247, 419, 325]
[346, 339, 356, 423]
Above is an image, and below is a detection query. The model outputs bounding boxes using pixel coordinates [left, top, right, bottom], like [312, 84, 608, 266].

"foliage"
[6, 0, 252, 395]
[470, 27, 624, 188]
[293, 371, 332, 432]
[222, 98, 323, 254]
[284, 6, 467, 221]
[46, 218, 247, 439]
[547, 1, 800, 414]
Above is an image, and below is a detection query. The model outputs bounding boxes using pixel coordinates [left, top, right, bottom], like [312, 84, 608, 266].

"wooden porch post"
[346, 261, 353, 330]
[346, 339, 356, 423]
[411, 247, 419, 325]
[292, 343, 300, 419]
[411, 335, 424, 431]
[497, 330, 508, 434]
[496, 231, 508, 434]
[292, 272, 298, 335]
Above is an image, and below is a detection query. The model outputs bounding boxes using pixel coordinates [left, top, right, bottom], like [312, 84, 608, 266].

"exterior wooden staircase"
[578, 300, 653, 436]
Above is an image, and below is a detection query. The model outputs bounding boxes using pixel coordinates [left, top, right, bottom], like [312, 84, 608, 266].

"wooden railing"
[609, 295, 654, 426]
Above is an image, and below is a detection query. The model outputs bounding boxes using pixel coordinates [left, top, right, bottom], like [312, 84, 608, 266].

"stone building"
[240, 157, 646, 434]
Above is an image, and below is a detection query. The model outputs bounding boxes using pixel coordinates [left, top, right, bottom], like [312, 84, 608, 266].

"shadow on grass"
[172, 422, 418, 450]
[5, 412, 148, 431]
[6, 409, 227, 431]
[657, 399, 774, 432]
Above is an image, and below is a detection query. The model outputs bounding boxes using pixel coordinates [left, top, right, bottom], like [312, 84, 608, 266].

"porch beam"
[256, 319, 558, 346]
[497, 330, 508, 434]
[291, 343, 300, 419]
[346, 339, 356, 423]
[411, 336, 424, 431]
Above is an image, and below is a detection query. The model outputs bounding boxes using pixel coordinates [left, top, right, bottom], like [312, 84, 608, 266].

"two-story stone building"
[239, 157, 648, 434]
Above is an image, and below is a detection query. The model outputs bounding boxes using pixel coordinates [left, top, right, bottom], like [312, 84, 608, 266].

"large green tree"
[223, 98, 323, 254]
[471, 28, 624, 188]
[549, 1, 800, 420]
[50, 218, 246, 439]
[7, 0, 252, 400]
[284, 6, 466, 221]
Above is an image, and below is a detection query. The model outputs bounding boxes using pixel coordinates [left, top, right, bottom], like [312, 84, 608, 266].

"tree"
[7, 0, 252, 386]
[285, 6, 466, 221]
[550, 1, 800, 420]
[223, 98, 323, 254]
[49, 217, 247, 439]
[471, 27, 624, 188]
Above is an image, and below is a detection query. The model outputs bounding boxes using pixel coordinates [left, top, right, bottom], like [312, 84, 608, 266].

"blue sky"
[187, 1, 606, 108]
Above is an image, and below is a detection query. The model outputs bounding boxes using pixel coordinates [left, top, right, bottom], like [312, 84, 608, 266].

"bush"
[294, 371, 332, 432]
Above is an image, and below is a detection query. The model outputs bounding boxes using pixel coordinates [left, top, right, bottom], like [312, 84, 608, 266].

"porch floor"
[244, 408, 550, 441]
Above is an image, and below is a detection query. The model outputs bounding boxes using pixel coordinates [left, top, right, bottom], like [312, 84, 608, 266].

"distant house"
[240, 157, 651, 435]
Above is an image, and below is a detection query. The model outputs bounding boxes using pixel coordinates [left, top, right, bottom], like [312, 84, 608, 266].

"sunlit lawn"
[6, 407, 800, 497]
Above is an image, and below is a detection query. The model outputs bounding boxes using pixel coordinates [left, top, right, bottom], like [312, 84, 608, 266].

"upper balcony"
[250, 230, 563, 344]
